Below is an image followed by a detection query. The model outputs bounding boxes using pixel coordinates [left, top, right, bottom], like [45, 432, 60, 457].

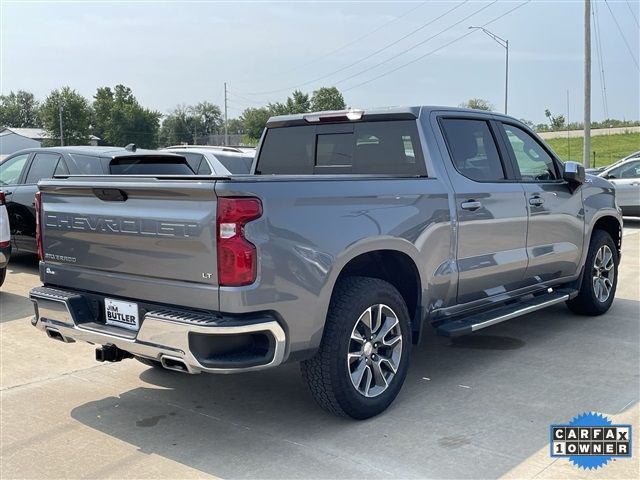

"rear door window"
[24, 153, 62, 184]
[256, 120, 426, 175]
[439, 118, 505, 182]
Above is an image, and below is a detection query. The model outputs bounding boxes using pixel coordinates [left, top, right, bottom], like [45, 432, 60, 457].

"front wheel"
[566, 230, 619, 315]
[301, 276, 411, 419]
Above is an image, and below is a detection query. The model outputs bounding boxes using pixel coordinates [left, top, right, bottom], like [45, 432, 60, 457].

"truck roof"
[265, 106, 506, 128]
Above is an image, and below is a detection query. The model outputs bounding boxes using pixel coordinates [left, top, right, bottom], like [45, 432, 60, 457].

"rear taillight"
[0, 191, 5, 205]
[216, 197, 262, 286]
[35, 191, 44, 261]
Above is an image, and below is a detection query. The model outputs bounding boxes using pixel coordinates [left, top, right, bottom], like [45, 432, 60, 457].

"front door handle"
[461, 200, 482, 211]
[529, 196, 545, 206]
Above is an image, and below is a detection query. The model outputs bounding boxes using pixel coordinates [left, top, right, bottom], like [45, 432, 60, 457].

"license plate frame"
[104, 297, 140, 331]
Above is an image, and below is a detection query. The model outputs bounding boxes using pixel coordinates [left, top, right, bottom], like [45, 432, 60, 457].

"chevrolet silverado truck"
[30, 107, 622, 419]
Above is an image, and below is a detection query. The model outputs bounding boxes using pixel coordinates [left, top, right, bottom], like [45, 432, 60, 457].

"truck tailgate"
[39, 177, 220, 311]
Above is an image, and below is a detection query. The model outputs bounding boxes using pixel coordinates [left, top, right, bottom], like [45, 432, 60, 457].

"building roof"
[0, 127, 99, 141]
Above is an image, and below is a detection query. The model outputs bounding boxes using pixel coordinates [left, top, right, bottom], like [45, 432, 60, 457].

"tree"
[226, 118, 244, 135]
[40, 87, 92, 145]
[285, 90, 310, 114]
[460, 98, 493, 111]
[192, 101, 223, 136]
[92, 85, 161, 148]
[311, 86, 346, 111]
[0, 90, 40, 128]
[159, 101, 224, 146]
[544, 109, 566, 130]
[240, 107, 272, 140]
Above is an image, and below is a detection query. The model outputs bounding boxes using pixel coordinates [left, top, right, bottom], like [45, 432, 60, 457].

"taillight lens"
[216, 197, 262, 286]
[35, 191, 44, 261]
[0, 191, 5, 205]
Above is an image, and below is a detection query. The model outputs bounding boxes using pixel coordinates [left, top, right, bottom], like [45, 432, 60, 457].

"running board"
[435, 290, 575, 337]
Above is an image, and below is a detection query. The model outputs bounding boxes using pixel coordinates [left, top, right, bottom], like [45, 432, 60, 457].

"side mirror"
[563, 161, 585, 184]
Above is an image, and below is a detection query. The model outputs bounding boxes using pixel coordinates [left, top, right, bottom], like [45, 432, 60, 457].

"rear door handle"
[461, 200, 482, 211]
[529, 196, 545, 206]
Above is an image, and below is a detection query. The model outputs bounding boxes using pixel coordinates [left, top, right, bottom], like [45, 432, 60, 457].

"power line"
[239, 1, 472, 96]
[625, 0, 640, 29]
[603, 0, 639, 69]
[592, 0, 609, 119]
[334, 0, 497, 88]
[277, 1, 429, 76]
[227, 90, 269, 106]
[263, 1, 469, 94]
[342, 1, 531, 93]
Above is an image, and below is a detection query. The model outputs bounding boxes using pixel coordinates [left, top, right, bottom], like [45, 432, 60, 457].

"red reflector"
[35, 191, 44, 261]
[217, 197, 262, 286]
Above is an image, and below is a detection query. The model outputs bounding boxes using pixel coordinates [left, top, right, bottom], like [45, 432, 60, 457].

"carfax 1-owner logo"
[550, 412, 633, 470]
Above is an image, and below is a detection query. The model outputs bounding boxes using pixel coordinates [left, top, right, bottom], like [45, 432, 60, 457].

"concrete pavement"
[1, 222, 638, 479]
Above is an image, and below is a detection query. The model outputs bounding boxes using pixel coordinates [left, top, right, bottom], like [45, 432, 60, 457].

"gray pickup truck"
[30, 107, 622, 419]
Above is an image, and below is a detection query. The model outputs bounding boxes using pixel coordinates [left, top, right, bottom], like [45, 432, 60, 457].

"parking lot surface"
[1, 220, 639, 479]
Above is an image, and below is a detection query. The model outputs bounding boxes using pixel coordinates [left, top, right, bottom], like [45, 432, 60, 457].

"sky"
[1, 0, 638, 125]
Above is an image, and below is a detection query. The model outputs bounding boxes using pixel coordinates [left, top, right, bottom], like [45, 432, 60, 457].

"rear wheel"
[567, 230, 618, 315]
[301, 276, 411, 419]
[0, 267, 5, 287]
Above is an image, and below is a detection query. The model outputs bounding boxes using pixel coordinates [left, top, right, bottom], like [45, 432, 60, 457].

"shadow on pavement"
[69, 299, 640, 479]
[7, 252, 39, 275]
[0, 291, 34, 323]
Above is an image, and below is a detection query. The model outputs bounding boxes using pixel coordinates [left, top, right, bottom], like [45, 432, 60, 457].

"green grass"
[546, 132, 640, 167]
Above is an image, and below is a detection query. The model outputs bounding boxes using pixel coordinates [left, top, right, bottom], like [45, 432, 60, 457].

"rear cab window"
[256, 120, 426, 176]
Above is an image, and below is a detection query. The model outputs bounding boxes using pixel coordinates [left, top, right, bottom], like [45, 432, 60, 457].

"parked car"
[29, 107, 622, 419]
[162, 145, 255, 174]
[586, 150, 640, 175]
[0, 146, 193, 254]
[598, 156, 640, 216]
[0, 190, 10, 286]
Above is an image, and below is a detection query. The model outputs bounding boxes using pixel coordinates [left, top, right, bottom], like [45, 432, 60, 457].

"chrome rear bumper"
[30, 286, 286, 374]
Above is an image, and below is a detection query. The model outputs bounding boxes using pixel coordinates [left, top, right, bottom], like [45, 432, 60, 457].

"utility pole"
[58, 102, 64, 146]
[567, 90, 571, 160]
[583, 0, 591, 168]
[224, 82, 229, 146]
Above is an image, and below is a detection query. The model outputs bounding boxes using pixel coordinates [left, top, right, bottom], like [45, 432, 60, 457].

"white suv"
[0, 190, 11, 286]
[162, 146, 255, 175]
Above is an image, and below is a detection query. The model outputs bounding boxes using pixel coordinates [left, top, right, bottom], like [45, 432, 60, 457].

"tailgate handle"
[93, 188, 128, 202]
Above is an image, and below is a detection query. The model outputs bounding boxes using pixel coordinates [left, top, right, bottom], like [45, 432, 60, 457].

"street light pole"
[469, 26, 509, 114]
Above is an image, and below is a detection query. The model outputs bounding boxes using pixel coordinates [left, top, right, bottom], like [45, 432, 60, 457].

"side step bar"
[436, 289, 576, 337]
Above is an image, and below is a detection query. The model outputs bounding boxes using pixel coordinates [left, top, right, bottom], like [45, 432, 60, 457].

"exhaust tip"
[160, 356, 190, 373]
[46, 328, 72, 343]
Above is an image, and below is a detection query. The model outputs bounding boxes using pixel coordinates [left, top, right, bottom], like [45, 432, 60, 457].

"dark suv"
[0, 146, 192, 254]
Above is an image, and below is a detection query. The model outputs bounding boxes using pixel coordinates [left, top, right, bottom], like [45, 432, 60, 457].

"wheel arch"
[332, 249, 423, 344]
[591, 214, 622, 257]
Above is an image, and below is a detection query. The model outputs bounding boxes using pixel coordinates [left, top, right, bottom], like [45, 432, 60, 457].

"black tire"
[301, 276, 412, 419]
[566, 229, 619, 316]
[0, 267, 5, 287]
[135, 356, 164, 369]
